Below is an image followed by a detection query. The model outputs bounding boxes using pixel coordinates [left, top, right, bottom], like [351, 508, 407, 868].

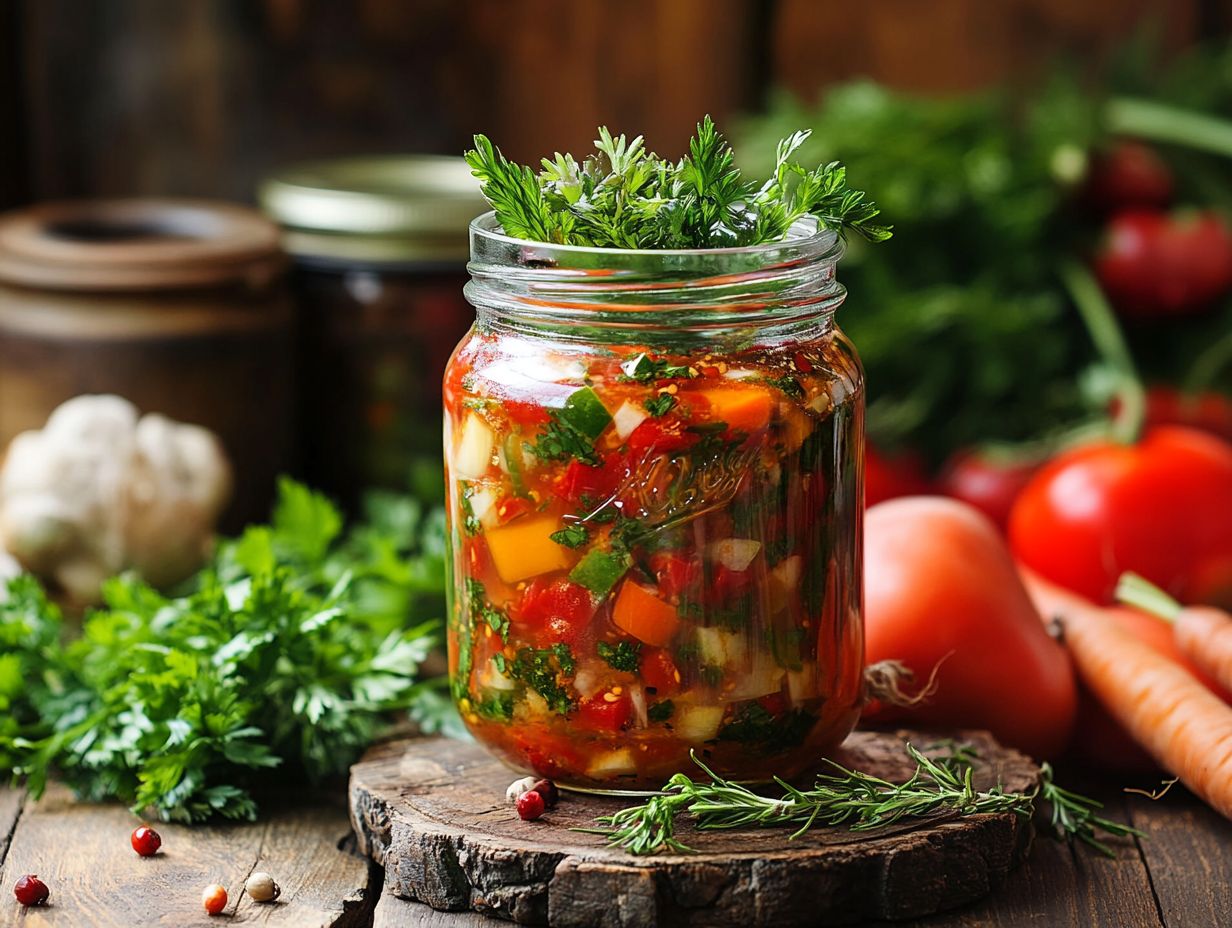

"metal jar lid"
[0, 199, 286, 291]
[259, 155, 487, 265]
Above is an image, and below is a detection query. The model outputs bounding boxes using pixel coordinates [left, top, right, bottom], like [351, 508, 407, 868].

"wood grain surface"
[349, 731, 1039, 928]
[0, 784, 373, 927]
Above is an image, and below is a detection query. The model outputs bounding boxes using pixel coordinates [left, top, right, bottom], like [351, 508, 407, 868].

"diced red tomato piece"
[516, 578, 595, 646]
[467, 537, 491, 577]
[503, 400, 552, 428]
[515, 729, 586, 779]
[650, 552, 702, 600]
[626, 418, 699, 456]
[559, 457, 624, 505]
[709, 565, 753, 603]
[495, 496, 534, 524]
[576, 692, 633, 732]
[641, 648, 681, 698]
[757, 692, 789, 716]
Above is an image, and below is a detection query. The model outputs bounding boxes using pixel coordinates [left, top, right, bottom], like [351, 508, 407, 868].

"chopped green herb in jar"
[598, 640, 642, 673]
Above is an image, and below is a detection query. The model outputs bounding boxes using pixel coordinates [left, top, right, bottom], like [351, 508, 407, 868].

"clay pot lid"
[0, 199, 286, 291]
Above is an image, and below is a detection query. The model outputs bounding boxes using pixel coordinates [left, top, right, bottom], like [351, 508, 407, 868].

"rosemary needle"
[583, 745, 1142, 857]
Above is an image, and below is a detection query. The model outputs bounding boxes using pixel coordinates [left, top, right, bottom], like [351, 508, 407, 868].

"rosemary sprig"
[583, 746, 1141, 857]
[1038, 764, 1145, 856]
[465, 116, 891, 249]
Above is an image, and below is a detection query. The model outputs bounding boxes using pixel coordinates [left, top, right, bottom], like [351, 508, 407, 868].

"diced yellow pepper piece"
[485, 514, 574, 583]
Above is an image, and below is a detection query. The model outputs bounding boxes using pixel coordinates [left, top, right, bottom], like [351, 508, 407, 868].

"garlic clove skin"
[505, 776, 538, 804]
[244, 871, 281, 903]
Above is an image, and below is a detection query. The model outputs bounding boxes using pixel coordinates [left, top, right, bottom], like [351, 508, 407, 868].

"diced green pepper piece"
[504, 434, 530, 498]
[560, 386, 612, 440]
[569, 549, 630, 597]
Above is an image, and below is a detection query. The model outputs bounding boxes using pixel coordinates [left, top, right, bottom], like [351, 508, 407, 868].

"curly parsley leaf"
[0, 479, 445, 823]
[550, 524, 590, 549]
[597, 640, 642, 673]
[467, 116, 890, 249]
[644, 394, 679, 417]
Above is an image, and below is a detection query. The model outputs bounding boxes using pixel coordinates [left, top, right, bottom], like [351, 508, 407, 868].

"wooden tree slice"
[350, 730, 1038, 928]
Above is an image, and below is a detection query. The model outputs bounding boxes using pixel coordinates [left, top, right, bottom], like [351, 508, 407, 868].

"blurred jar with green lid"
[0, 198, 292, 528]
[260, 155, 487, 508]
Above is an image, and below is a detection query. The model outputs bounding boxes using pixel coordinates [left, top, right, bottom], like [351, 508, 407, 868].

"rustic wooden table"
[1, 779, 1228, 927]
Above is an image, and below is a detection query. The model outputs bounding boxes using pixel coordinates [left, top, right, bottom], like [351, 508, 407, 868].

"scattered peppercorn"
[244, 871, 281, 903]
[531, 778, 559, 809]
[505, 775, 537, 804]
[516, 789, 546, 821]
[13, 874, 49, 907]
[130, 825, 162, 857]
[202, 883, 228, 916]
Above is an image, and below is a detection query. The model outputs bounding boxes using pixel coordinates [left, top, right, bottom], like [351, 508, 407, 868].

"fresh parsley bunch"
[1, 479, 447, 822]
[465, 116, 890, 249]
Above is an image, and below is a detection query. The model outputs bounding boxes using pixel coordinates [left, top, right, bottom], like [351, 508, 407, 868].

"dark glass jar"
[0, 199, 291, 528]
[444, 213, 865, 791]
[260, 157, 488, 509]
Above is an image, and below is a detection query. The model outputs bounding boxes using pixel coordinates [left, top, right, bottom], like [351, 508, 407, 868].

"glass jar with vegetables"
[444, 120, 889, 790]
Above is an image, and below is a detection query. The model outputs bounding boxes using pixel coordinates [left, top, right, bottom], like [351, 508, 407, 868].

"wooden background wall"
[2, 0, 1228, 207]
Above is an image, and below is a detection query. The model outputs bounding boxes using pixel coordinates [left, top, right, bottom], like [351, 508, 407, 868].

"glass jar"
[0, 199, 291, 529]
[260, 157, 489, 509]
[443, 213, 865, 790]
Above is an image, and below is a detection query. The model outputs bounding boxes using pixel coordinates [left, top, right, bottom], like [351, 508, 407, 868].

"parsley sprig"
[1, 479, 447, 823]
[466, 116, 890, 249]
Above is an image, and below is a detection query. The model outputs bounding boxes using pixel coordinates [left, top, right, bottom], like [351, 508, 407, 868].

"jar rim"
[468, 211, 841, 264]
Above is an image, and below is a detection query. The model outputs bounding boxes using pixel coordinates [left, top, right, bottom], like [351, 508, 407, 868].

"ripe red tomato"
[1009, 425, 1232, 607]
[1083, 141, 1173, 213]
[1094, 209, 1232, 317]
[864, 497, 1077, 760]
[937, 449, 1041, 531]
[515, 578, 595, 645]
[865, 442, 931, 506]
[576, 692, 633, 732]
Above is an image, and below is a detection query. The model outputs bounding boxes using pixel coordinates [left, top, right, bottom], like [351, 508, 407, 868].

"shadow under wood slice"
[348, 730, 1039, 928]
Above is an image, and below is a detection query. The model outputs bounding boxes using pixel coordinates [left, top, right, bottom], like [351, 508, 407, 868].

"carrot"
[612, 580, 680, 648]
[1024, 569, 1232, 820]
[1117, 571, 1232, 697]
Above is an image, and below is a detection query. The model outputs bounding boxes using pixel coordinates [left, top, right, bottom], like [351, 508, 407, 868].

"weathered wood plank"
[870, 788, 1162, 928]
[0, 784, 374, 926]
[0, 787, 25, 866]
[373, 893, 508, 928]
[351, 730, 1039, 927]
[1128, 789, 1232, 927]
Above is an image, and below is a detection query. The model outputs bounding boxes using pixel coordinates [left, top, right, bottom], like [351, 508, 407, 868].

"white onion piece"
[629, 684, 649, 729]
[453, 415, 494, 479]
[674, 704, 725, 743]
[612, 400, 649, 440]
[572, 661, 605, 699]
[469, 486, 498, 526]
[709, 538, 762, 571]
[725, 655, 785, 701]
[586, 747, 637, 778]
